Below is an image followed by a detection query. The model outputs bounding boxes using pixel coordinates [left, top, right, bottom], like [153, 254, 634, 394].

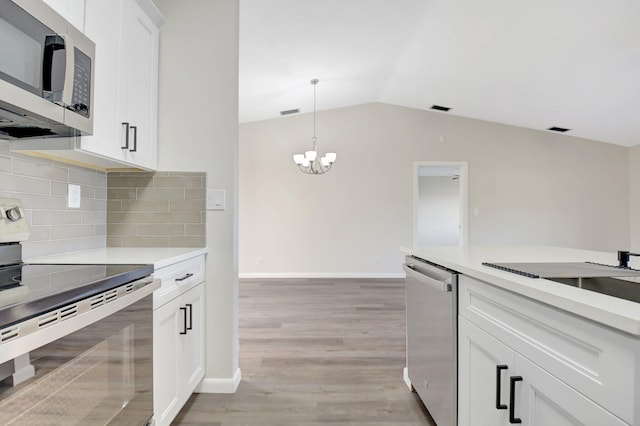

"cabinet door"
[43, 0, 85, 30]
[515, 354, 628, 426]
[118, 0, 159, 169]
[82, 0, 127, 162]
[153, 295, 182, 426]
[458, 317, 515, 426]
[178, 284, 206, 396]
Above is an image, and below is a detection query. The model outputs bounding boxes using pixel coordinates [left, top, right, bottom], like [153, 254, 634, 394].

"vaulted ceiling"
[239, 0, 640, 147]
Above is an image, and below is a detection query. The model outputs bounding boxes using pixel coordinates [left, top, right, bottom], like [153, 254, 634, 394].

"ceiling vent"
[430, 105, 451, 112]
[547, 126, 570, 133]
[280, 108, 300, 116]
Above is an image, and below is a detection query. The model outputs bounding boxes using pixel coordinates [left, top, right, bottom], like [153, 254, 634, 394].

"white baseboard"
[239, 272, 406, 279]
[196, 368, 241, 394]
[403, 366, 412, 390]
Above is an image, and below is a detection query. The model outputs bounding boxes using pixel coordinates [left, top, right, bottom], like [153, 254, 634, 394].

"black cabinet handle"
[186, 303, 193, 330]
[121, 122, 130, 149]
[496, 365, 508, 410]
[130, 125, 137, 152]
[509, 376, 523, 424]
[179, 306, 188, 335]
[175, 273, 194, 282]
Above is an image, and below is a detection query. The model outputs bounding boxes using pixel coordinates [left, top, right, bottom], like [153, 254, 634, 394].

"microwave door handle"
[43, 35, 64, 95]
[43, 34, 75, 107]
[61, 34, 75, 107]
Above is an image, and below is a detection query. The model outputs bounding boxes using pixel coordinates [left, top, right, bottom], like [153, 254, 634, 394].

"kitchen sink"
[546, 276, 640, 303]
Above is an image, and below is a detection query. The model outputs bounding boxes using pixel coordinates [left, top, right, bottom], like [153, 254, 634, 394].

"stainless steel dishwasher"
[404, 255, 458, 426]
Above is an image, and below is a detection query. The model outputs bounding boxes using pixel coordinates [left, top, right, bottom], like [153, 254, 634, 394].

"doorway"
[413, 161, 468, 247]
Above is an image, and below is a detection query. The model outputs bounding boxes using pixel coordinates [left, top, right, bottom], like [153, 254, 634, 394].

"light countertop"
[25, 247, 208, 270]
[401, 246, 640, 336]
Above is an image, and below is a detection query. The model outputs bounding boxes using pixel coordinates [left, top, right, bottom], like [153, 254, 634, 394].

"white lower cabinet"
[457, 275, 639, 426]
[459, 317, 627, 426]
[153, 256, 206, 426]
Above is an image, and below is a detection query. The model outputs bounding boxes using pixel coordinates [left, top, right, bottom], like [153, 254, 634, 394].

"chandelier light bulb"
[325, 152, 337, 163]
[293, 154, 305, 164]
[305, 150, 317, 161]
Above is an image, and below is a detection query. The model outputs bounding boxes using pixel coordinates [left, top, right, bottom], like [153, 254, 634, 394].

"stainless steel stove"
[0, 197, 158, 425]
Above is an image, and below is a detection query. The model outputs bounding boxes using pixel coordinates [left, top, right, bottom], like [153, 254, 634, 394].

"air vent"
[38, 312, 59, 328]
[59, 305, 78, 320]
[1, 326, 19, 343]
[280, 108, 300, 116]
[548, 126, 570, 133]
[90, 294, 105, 309]
[105, 289, 118, 303]
[430, 105, 451, 112]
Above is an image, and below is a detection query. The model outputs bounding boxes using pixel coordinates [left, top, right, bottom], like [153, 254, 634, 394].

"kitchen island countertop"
[401, 245, 640, 336]
[25, 247, 207, 269]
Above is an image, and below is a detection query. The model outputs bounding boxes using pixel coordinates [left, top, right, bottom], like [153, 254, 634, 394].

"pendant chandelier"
[292, 79, 337, 174]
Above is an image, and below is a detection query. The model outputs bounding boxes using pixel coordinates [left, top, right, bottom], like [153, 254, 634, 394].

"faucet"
[617, 250, 640, 268]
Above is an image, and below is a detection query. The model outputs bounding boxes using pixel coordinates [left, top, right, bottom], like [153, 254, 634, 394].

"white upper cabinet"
[81, 0, 163, 170]
[43, 0, 85, 30]
[116, 0, 160, 169]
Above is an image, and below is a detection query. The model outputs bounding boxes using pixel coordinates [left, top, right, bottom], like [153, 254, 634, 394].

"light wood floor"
[172, 278, 436, 425]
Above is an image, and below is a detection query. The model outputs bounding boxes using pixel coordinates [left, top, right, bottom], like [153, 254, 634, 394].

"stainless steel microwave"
[0, 0, 94, 139]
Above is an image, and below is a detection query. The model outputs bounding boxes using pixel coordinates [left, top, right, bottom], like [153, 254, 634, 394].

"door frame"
[413, 161, 469, 247]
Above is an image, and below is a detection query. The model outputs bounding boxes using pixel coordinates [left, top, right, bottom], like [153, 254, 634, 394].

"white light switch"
[68, 184, 81, 208]
[207, 189, 225, 210]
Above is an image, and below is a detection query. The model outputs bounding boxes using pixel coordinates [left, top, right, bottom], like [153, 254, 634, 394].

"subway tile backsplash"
[107, 171, 206, 248]
[0, 148, 107, 258]
[1, 144, 206, 256]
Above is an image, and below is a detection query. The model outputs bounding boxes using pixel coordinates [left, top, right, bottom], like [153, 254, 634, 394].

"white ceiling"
[239, 0, 640, 147]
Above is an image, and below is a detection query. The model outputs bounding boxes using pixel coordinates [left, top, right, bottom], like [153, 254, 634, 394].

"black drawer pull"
[186, 303, 193, 330]
[130, 125, 137, 152]
[175, 273, 194, 282]
[179, 306, 188, 335]
[496, 365, 508, 410]
[121, 122, 130, 149]
[509, 376, 523, 424]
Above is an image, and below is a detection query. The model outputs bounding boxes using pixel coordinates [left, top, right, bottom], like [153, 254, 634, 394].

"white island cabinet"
[401, 246, 640, 426]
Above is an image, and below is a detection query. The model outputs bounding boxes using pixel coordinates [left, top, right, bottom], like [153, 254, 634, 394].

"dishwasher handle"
[403, 263, 453, 292]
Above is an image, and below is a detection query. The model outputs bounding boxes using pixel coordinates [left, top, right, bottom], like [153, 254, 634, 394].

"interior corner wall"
[154, 0, 239, 385]
[630, 145, 640, 251]
[240, 102, 630, 276]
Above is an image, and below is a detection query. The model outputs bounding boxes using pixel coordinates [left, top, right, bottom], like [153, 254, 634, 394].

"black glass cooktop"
[0, 263, 153, 329]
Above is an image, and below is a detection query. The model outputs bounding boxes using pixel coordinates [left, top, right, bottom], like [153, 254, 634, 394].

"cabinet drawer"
[459, 275, 640, 424]
[153, 255, 205, 309]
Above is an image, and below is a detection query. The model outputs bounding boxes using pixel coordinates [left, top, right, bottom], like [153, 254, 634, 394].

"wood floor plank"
[172, 278, 436, 425]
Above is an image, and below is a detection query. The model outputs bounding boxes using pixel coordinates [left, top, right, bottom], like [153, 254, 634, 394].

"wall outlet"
[68, 184, 81, 208]
[257, 256, 263, 265]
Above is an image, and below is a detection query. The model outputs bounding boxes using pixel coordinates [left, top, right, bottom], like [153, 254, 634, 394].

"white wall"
[630, 145, 640, 251]
[240, 102, 630, 276]
[154, 0, 240, 390]
[417, 176, 460, 246]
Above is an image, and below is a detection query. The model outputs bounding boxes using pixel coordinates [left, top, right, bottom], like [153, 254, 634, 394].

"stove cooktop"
[481, 261, 640, 279]
[0, 263, 153, 329]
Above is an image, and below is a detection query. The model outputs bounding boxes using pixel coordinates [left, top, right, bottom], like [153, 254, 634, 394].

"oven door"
[0, 293, 154, 425]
